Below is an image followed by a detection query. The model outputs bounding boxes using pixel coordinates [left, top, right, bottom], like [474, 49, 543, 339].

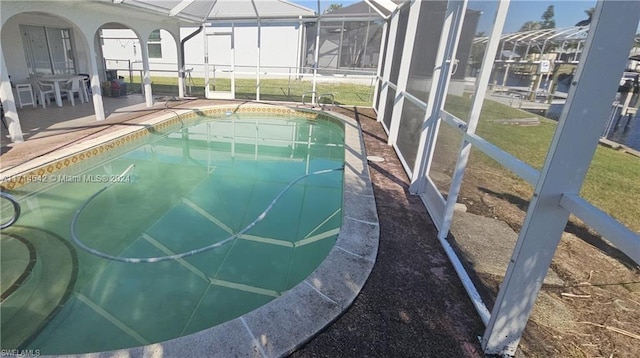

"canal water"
[605, 111, 640, 151]
[535, 75, 640, 152]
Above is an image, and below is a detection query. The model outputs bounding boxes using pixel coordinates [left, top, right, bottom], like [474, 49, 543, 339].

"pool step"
[0, 235, 36, 302]
[0, 227, 77, 349]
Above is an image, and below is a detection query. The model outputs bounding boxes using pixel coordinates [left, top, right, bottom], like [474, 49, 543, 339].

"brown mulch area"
[291, 106, 485, 357]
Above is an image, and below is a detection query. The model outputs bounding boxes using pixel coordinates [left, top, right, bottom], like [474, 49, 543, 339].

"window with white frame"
[20, 25, 76, 76]
[147, 30, 162, 59]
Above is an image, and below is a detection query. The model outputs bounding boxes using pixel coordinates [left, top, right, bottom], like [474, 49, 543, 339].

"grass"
[445, 95, 640, 232]
[127, 75, 375, 106]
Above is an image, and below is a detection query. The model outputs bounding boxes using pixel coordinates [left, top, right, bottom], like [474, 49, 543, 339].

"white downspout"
[204, 26, 210, 99]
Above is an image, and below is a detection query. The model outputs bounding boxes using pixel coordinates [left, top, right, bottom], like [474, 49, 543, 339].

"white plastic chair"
[79, 74, 91, 101]
[31, 80, 56, 109]
[61, 77, 87, 106]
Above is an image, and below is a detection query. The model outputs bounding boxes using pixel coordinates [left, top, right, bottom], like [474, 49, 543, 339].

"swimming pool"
[0, 105, 379, 356]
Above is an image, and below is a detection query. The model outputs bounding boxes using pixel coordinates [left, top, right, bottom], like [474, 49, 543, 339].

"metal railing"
[1, 192, 21, 229]
[103, 59, 377, 105]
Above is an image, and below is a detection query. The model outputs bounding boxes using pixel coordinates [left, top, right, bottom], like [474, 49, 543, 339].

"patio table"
[39, 75, 86, 107]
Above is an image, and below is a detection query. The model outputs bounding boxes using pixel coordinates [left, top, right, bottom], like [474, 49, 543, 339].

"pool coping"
[5, 103, 379, 358]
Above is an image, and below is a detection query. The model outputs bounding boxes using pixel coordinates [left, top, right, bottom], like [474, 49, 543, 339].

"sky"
[291, 0, 638, 34]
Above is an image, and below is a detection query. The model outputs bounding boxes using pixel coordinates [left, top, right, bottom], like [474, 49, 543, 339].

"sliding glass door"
[21, 25, 76, 76]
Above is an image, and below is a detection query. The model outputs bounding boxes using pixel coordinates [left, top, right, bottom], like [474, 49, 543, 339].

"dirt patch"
[460, 152, 640, 357]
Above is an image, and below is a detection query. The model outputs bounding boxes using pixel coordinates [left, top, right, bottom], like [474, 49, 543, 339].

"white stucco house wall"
[101, 21, 306, 79]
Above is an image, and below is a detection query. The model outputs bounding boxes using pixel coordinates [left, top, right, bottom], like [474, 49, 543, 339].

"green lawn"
[128, 76, 375, 106]
[445, 95, 640, 233]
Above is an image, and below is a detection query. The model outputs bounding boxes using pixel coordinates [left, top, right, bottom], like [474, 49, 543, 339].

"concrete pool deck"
[1, 100, 382, 357]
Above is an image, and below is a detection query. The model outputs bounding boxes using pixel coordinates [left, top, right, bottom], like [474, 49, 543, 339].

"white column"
[231, 24, 236, 97]
[312, 18, 321, 104]
[87, 37, 106, 121]
[176, 32, 185, 98]
[256, 20, 261, 101]
[0, 46, 24, 142]
[337, 20, 345, 69]
[204, 28, 210, 99]
[481, 1, 640, 355]
[140, 38, 153, 107]
[375, 12, 399, 124]
[387, 0, 422, 145]
[296, 16, 304, 79]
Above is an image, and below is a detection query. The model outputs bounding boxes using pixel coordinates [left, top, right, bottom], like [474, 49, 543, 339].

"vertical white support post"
[87, 38, 106, 121]
[362, 19, 371, 66]
[372, 21, 388, 110]
[0, 46, 24, 142]
[437, 0, 510, 325]
[231, 24, 236, 98]
[387, 0, 422, 145]
[440, 1, 509, 239]
[140, 38, 153, 107]
[376, 12, 400, 123]
[409, 0, 467, 193]
[481, 2, 640, 356]
[312, 13, 321, 104]
[204, 28, 210, 99]
[337, 20, 345, 69]
[256, 20, 261, 101]
[177, 33, 185, 99]
[296, 16, 303, 78]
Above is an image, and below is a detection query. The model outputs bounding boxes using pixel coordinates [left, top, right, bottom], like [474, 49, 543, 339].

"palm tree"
[325, 3, 342, 14]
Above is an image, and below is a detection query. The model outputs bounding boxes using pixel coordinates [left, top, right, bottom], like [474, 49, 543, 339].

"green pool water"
[0, 114, 344, 354]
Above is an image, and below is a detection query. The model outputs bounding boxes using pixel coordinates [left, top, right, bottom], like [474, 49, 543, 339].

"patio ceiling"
[108, 0, 316, 22]
[106, 0, 402, 23]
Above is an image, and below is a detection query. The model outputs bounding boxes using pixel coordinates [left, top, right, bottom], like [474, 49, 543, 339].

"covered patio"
[11, 95, 148, 142]
[0, 0, 195, 144]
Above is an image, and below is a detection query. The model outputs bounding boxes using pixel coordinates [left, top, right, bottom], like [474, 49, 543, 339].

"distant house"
[102, 20, 312, 79]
